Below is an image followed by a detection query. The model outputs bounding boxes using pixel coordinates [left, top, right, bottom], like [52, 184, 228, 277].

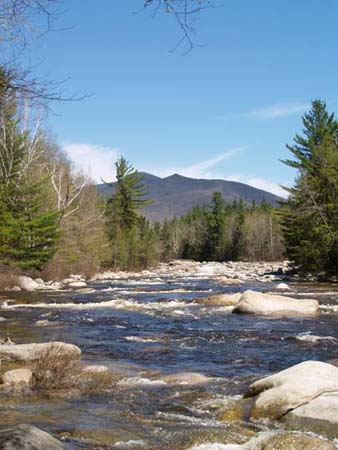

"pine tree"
[281, 100, 338, 276]
[105, 157, 155, 269]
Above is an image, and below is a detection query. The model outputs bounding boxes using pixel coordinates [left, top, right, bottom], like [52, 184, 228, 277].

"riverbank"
[0, 261, 337, 449]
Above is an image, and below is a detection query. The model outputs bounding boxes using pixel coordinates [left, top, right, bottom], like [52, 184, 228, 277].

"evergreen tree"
[281, 100, 338, 275]
[105, 157, 157, 270]
[0, 77, 60, 271]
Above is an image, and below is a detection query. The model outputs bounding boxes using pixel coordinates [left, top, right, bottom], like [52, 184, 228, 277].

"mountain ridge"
[96, 172, 282, 222]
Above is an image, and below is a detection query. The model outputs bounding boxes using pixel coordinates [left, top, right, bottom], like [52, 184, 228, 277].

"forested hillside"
[97, 172, 281, 221]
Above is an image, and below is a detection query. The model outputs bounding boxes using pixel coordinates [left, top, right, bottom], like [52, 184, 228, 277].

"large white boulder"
[0, 341, 81, 362]
[17, 276, 40, 291]
[233, 290, 319, 316]
[244, 361, 338, 419]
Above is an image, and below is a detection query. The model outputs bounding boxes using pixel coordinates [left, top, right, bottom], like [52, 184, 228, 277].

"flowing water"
[1, 273, 338, 449]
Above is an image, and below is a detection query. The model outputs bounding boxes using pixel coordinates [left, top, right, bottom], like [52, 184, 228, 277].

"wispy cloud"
[147, 147, 246, 179]
[243, 102, 308, 121]
[63, 142, 120, 183]
[226, 174, 287, 198]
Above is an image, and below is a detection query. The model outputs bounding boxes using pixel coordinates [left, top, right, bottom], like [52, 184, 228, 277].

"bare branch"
[143, 0, 213, 53]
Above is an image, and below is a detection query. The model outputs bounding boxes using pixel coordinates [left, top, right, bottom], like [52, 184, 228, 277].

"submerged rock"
[34, 320, 63, 327]
[0, 424, 64, 450]
[188, 431, 337, 450]
[160, 372, 211, 385]
[194, 293, 241, 306]
[2, 368, 32, 390]
[0, 341, 81, 362]
[244, 361, 338, 420]
[233, 290, 319, 316]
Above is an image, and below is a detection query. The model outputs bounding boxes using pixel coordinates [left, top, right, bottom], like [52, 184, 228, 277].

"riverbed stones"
[244, 361, 338, 420]
[0, 424, 64, 450]
[0, 341, 81, 362]
[188, 431, 337, 450]
[2, 368, 32, 390]
[233, 290, 319, 316]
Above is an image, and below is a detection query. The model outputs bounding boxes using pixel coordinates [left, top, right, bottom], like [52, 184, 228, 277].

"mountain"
[96, 172, 282, 222]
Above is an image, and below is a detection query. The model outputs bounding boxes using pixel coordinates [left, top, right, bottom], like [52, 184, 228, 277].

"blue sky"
[25, 0, 338, 196]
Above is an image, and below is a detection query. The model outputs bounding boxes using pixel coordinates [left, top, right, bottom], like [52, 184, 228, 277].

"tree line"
[0, 72, 337, 279]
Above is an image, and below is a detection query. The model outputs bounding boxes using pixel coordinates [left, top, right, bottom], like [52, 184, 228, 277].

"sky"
[24, 0, 338, 197]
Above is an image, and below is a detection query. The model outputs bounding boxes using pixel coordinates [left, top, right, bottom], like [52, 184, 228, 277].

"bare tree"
[143, 0, 213, 52]
[0, 0, 82, 105]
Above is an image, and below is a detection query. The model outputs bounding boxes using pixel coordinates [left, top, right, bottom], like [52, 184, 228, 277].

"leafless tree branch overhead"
[143, 0, 213, 52]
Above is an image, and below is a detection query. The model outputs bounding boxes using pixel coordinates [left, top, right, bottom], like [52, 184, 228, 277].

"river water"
[1, 270, 338, 449]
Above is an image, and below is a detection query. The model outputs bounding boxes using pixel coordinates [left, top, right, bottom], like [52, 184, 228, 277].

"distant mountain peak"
[96, 172, 281, 222]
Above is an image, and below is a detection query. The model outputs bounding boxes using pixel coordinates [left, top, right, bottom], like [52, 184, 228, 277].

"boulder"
[82, 365, 110, 374]
[34, 320, 63, 327]
[0, 317, 6, 322]
[2, 368, 32, 390]
[0, 342, 81, 362]
[17, 276, 39, 291]
[68, 281, 87, 289]
[244, 361, 338, 419]
[284, 392, 338, 438]
[275, 282, 290, 290]
[194, 293, 241, 306]
[0, 424, 64, 450]
[233, 290, 319, 316]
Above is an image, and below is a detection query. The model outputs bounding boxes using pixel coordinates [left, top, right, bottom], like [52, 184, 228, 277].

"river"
[1, 265, 338, 449]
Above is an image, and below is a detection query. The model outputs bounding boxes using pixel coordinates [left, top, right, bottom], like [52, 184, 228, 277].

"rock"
[284, 392, 338, 438]
[10, 286, 21, 291]
[194, 293, 241, 306]
[0, 341, 81, 362]
[275, 282, 290, 290]
[244, 361, 338, 419]
[0, 317, 6, 322]
[34, 320, 63, 327]
[68, 281, 87, 289]
[17, 276, 40, 291]
[82, 365, 110, 374]
[188, 431, 337, 450]
[233, 290, 319, 316]
[2, 368, 32, 390]
[160, 372, 211, 385]
[0, 424, 64, 449]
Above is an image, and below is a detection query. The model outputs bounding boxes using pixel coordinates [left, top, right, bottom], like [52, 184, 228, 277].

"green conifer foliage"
[281, 100, 338, 276]
[0, 74, 60, 271]
[105, 157, 157, 270]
